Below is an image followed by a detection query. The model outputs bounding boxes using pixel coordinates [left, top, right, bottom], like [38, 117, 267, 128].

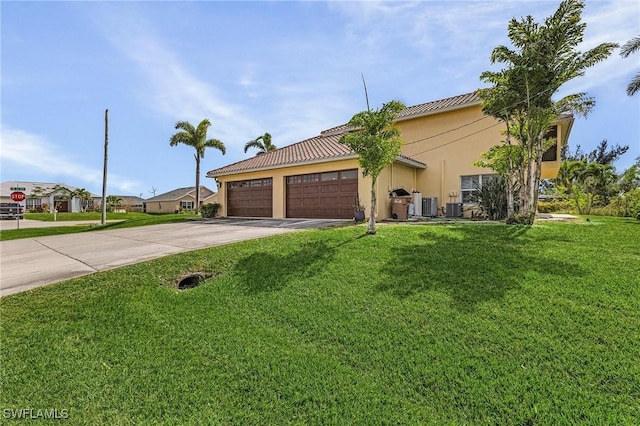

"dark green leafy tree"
[618, 157, 640, 193]
[340, 100, 405, 234]
[244, 132, 277, 155]
[562, 140, 629, 165]
[620, 36, 640, 96]
[479, 0, 617, 224]
[170, 119, 226, 214]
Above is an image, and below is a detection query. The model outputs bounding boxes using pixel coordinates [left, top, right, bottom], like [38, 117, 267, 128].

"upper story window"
[542, 125, 558, 162]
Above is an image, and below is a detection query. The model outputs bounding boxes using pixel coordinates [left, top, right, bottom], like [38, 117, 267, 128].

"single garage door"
[227, 178, 273, 217]
[287, 169, 358, 219]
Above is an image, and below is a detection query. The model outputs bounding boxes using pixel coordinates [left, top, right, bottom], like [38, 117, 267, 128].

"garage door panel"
[286, 169, 358, 219]
[227, 178, 272, 217]
[321, 183, 339, 193]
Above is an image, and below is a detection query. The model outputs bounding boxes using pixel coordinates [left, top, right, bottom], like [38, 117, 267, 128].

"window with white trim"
[460, 174, 498, 203]
[180, 201, 194, 210]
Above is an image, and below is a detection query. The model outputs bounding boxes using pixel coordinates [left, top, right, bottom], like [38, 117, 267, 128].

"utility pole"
[101, 109, 109, 225]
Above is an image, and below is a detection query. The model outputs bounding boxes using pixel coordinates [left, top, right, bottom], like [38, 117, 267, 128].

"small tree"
[340, 100, 406, 234]
[73, 188, 93, 212]
[555, 160, 616, 214]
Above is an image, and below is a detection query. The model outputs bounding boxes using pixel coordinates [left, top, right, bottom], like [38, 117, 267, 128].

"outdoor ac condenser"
[422, 197, 438, 217]
[446, 203, 463, 218]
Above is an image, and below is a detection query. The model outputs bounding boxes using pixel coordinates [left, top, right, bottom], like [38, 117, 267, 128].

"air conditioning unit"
[422, 197, 438, 217]
[446, 202, 463, 218]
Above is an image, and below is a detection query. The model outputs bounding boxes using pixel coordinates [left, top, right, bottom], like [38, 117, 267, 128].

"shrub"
[537, 199, 574, 213]
[201, 203, 221, 218]
[470, 176, 508, 220]
[602, 189, 640, 218]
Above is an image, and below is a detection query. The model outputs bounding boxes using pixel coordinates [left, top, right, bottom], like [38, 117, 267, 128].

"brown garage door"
[287, 169, 358, 219]
[227, 178, 273, 217]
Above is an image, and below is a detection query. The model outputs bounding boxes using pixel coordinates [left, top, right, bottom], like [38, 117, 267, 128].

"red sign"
[10, 191, 26, 202]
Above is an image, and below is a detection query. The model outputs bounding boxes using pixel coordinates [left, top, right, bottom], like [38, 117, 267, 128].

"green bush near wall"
[201, 202, 221, 218]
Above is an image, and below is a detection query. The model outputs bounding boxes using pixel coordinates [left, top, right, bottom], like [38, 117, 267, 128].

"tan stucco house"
[144, 186, 217, 213]
[206, 91, 573, 220]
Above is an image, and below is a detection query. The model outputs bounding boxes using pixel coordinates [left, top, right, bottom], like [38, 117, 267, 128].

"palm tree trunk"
[505, 120, 515, 219]
[194, 154, 200, 215]
[367, 177, 377, 234]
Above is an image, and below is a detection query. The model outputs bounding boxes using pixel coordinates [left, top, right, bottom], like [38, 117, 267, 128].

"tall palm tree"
[244, 132, 276, 155]
[620, 36, 640, 96]
[170, 119, 226, 214]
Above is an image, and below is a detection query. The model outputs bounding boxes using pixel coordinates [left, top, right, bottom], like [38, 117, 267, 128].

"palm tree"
[170, 119, 226, 214]
[480, 0, 617, 224]
[73, 188, 93, 212]
[106, 195, 122, 213]
[620, 36, 640, 96]
[244, 132, 276, 155]
[340, 100, 405, 234]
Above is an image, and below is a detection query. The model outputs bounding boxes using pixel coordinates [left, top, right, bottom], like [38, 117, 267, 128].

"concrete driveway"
[0, 218, 348, 297]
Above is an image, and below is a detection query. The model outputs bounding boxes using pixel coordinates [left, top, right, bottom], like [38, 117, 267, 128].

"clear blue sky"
[2, 1, 638, 197]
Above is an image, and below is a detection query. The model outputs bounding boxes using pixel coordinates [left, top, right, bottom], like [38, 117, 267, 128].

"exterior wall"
[213, 158, 366, 219]
[376, 163, 417, 220]
[397, 104, 567, 208]
[208, 103, 570, 221]
[145, 200, 179, 214]
[145, 196, 185, 213]
[540, 120, 570, 179]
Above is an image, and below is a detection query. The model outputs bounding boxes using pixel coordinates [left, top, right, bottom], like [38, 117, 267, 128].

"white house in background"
[0, 181, 97, 213]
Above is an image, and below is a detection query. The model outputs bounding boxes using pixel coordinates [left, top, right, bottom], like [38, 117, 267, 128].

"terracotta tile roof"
[397, 91, 480, 120]
[207, 134, 356, 177]
[207, 92, 478, 177]
[320, 91, 480, 137]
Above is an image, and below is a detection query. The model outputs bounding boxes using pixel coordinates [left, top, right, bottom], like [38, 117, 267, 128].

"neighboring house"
[0, 181, 97, 213]
[92, 195, 146, 213]
[118, 196, 145, 213]
[143, 186, 217, 214]
[206, 91, 573, 220]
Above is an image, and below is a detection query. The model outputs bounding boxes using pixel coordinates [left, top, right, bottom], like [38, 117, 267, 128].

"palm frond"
[174, 121, 195, 134]
[620, 36, 640, 58]
[627, 73, 640, 96]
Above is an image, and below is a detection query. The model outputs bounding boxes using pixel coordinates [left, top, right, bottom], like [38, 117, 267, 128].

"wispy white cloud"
[93, 8, 261, 149]
[0, 127, 140, 193]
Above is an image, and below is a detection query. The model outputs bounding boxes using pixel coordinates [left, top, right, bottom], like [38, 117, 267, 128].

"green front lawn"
[1, 218, 638, 424]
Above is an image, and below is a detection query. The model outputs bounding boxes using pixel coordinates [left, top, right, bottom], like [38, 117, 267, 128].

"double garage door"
[226, 169, 358, 219]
